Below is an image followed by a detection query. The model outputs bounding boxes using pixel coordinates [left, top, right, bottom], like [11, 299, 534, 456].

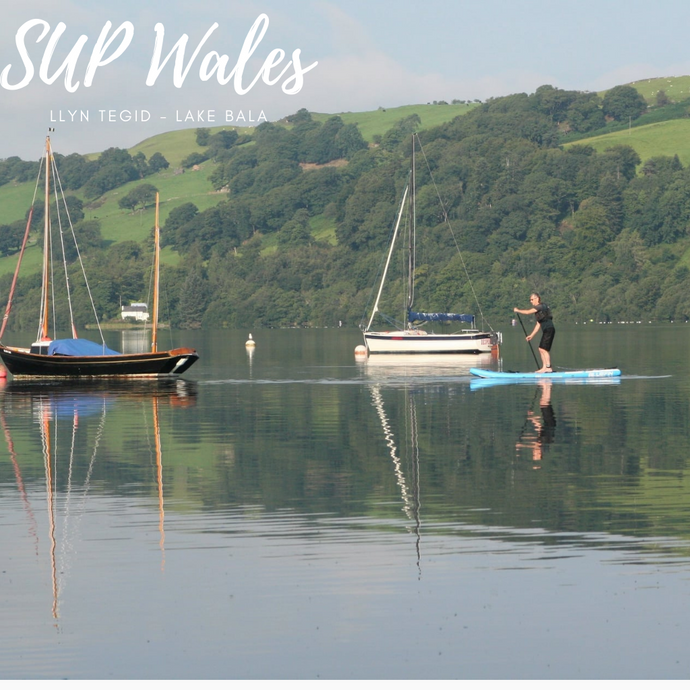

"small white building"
[121, 302, 149, 322]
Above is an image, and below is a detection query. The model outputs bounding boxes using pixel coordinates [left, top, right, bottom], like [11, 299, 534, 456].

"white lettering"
[0, 20, 50, 90]
[281, 49, 318, 95]
[84, 21, 134, 87]
[147, 22, 218, 87]
[1, 15, 317, 95]
[38, 23, 89, 93]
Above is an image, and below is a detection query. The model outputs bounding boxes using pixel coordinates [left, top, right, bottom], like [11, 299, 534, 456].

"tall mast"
[407, 134, 416, 317]
[151, 192, 160, 352]
[40, 135, 52, 340]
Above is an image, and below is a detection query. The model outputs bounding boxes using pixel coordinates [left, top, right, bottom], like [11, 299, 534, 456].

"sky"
[2, 0, 690, 159]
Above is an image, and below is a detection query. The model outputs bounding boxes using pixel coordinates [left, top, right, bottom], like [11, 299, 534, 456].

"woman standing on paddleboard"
[514, 293, 555, 373]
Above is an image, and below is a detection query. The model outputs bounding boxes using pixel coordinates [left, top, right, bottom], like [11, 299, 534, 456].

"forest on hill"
[3, 81, 690, 331]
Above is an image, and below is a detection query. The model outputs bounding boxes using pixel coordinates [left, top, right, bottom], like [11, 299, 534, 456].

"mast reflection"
[0, 379, 197, 619]
[370, 384, 422, 575]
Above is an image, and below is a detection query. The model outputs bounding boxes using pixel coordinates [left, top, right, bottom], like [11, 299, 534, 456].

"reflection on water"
[1, 380, 196, 628]
[119, 329, 150, 354]
[361, 352, 494, 377]
[514, 380, 556, 467]
[369, 384, 422, 573]
[2, 326, 690, 679]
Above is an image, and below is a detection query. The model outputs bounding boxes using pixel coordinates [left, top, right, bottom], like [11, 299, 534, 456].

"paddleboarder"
[514, 293, 555, 373]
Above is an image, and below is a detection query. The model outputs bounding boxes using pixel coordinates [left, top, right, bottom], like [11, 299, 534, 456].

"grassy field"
[310, 102, 476, 141]
[0, 179, 40, 224]
[627, 75, 690, 104]
[258, 213, 337, 256]
[310, 214, 337, 244]
[0, 243, 42, 279]
[127, 127, 244, 169]
[82, 160, 222, 243]
[565, 118, 690, 166]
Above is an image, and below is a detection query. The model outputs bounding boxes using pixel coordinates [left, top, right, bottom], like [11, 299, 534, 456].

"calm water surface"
[1, 324, 690, 679]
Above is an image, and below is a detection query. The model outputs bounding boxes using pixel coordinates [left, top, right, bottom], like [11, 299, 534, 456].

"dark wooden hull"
[0, 345, 198, 378]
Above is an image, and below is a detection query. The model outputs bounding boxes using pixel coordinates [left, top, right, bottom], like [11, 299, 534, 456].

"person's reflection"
[515, 380, 556, 468]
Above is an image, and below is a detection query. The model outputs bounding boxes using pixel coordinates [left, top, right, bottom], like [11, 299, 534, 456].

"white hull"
[364, 330, 499, 354]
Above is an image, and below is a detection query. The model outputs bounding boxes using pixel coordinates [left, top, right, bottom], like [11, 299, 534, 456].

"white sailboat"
[362, 134, 500, 355]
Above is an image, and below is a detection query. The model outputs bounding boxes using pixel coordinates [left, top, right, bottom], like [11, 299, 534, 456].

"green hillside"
[0, 102, 472, 240]
[5, 82, 690, 330]
[81, 161, 223, 243]
[128, 128, 232, 169]
[565, 118, 690, 165]
[309, 102, 477, 141]
[627, 75, 690, 103]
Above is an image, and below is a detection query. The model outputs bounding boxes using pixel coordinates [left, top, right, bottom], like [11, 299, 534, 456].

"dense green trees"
[7, 83, 690, 330]
[602, 85, 648, 122]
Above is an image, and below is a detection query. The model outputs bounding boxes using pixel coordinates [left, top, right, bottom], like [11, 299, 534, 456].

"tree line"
[3, 84, 690, 330]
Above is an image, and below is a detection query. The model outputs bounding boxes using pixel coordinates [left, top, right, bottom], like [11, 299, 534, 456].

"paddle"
[516, 313, 541, 369]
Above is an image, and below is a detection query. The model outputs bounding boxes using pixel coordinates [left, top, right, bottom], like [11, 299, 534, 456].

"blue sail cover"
[48, 339, 121, 356]
[49, 395, 114, 418]
[408, 311, 475, 323]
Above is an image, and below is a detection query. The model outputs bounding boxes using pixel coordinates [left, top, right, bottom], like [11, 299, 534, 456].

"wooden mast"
[40, 135, 52, 340]
[151, 192, 160, 352]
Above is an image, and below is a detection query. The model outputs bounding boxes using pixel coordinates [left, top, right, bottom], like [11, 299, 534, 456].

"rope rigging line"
[415, 133, 496, 334]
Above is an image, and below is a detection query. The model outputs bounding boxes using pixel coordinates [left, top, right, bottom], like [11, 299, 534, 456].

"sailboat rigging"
[0, 134, 199, 378]
[362, 133, 500, 355]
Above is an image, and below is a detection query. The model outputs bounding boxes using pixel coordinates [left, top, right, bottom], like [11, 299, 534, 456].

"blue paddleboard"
[469, 367, 621, 380]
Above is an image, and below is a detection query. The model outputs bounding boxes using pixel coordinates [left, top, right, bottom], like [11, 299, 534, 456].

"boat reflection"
[0, 379, 196, 621]
[2, 377, 198, 404]
[120, 328, 150, 354]
[361, 353, 496, 382]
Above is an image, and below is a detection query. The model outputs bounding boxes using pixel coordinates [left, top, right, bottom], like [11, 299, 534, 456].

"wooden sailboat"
[0, 134, 198, 378]
[362, 134, 500, 355]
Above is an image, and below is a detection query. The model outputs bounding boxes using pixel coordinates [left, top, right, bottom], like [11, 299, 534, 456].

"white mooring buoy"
[354, 344, 367, 358]
[246, 333, 256, 348]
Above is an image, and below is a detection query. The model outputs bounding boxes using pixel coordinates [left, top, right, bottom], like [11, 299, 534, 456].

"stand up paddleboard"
[469, 368, 621, 380]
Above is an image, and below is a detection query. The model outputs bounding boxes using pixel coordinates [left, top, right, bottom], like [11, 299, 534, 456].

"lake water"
[1, 324, 690, 680]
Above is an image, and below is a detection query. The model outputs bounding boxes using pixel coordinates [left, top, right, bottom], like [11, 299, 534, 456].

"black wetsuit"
[535, 303, 555, 351]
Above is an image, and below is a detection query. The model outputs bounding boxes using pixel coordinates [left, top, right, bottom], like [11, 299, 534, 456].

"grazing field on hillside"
[628, 75, 690, 103]
[566, 118, 690, 166]
[128, 128, 225, 169]
[83, 161, 221, 244]
[310, 102, 476, 141]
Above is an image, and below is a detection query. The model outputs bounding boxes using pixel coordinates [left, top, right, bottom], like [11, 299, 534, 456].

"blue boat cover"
[48, 339, 121, 356]
[408, 311, 474, 323]
[49, 395, 114, 418]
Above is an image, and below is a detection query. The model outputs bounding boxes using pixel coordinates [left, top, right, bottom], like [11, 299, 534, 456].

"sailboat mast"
[41, 136, 52, 340]
[407, 134, 416, 320]
[151, 192, 160, 352]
